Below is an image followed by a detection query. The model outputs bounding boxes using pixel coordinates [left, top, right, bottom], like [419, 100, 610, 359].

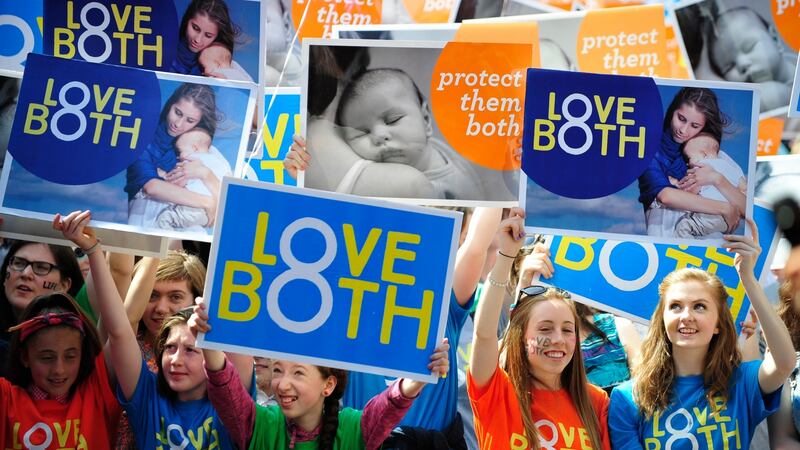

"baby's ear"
[421, 101, 433, 138]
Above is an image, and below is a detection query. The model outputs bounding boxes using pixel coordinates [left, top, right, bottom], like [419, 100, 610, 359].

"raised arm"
[453, 208, 502, 305]
[470, 209, 525, 387]
[123, 257, 159, 332]
[726, 219, 795, 394]
[54, 210, 142, 400]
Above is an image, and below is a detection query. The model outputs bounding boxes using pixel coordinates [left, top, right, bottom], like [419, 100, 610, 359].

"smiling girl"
[609, 220, 795, 449]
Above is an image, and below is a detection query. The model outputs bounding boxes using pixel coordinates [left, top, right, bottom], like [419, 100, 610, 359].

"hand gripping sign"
[197, 178, 461, 382]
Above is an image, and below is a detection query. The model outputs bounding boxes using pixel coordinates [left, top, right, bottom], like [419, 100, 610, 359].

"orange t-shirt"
[0, 353, 121, 449]
[467, 365, 610, 450]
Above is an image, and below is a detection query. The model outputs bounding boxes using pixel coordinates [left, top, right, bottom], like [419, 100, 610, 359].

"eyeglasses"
[510, 285, 571, 319]
[7, 256, 61, 276]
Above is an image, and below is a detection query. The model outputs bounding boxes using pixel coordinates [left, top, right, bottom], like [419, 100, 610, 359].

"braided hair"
[316, 367, 347, 450]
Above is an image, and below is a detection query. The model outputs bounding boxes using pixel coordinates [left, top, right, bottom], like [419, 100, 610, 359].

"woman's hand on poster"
[678, 163, 722, 193]
[53, 210, 97, 251]
[497, 208, 526, 258]
[284, 135, 311, 180]
[725, 217, 760, 277]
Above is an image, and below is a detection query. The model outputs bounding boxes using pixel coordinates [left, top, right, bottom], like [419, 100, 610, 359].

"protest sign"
[755, 155, 800, 206]
[301, 38, 532, 206]
[757, 118, 785, 157]
[267, 0, 462, 87]
[197, 178, 461, 381]
[522, 69, 759, 247]
[0, 2, 43, 72]
[43, 0, 262, 82]
[243, 87, 300, 186]
[672, 0, 798, 117]
[503, 0, 575, 14]
[790, 53, 800, 118]
[0, 54, 256, 242]
[539, 201, 780, 327]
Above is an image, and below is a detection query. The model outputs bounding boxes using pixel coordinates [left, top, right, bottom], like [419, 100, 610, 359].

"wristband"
[82, 240, 101, 255]
[486, 277, 510, 288]
[497, 250, 516, 259]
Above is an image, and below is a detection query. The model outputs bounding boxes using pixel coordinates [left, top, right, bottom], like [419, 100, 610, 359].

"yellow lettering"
[89, 112, 112, 144]
[114, 32, 134, 64]
[594, 123, 615, 156]
[43, 78, 57, 106]
[593, 95, 615, 123]
[111, 116, 141, 148]
[92, 85, 115, 113]
[138, 34, 163, 67]
[264, 113, 290, 159]
[134, 6, 153, 33]
[559, 423, 576, 447]
[113, 88, 135, 116]
[54, 420, 70, 447]
[66, 1, 80, 29]
[509, 433, 528, 450]
[547, 92, 562, 120]
[343, 224, 382, 277]
[533, 119, 555, 151]
[259, 160, 286, 184]
[188, 425, 204, 449]
[110, 4, 131, 32]
[697, 424, 717, 449]
[664, 246, 703, 270]
[651, 410, 665, 437]
[381, 285, 432, 349]
[721, 420, 740, 450]
[54, 29, 76, 59]
[617, 97, 636, 125]
[338, 277, 379, 339]
[578, 426, 591, 448]
[218, 261, 262, 321]
[381, 232, 419, 286]
[10, 422, 21, 449]
[619, 126, 646, 159]
[644, 438, 661, 450]
[251, 212, 277, 266]
[24, 104, 49, 136]
[554, 237, 597, 271]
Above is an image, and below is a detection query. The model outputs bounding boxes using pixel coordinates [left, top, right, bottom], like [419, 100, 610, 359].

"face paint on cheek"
[526, 337, 551, 356]
[43, 281, 58, 290]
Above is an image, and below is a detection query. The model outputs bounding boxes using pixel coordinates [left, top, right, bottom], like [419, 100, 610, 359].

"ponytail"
[316, 367, 347, 450]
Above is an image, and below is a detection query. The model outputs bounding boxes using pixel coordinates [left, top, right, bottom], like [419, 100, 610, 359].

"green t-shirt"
[249, 405, 365, 450]
[74, 284, 98, 324]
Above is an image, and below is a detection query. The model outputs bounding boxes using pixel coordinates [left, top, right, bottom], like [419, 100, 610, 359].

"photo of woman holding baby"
[125, 82, 231, 232]
[638, 87, 748, 239]
[172, 0, 253, 81]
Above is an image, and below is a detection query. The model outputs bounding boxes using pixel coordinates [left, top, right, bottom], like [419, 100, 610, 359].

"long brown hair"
[499, 288, 604, 449]
[154, 310, 196, 400]
[179, 0, 240, 55]
[777, 280, 800, 350]
[315, 366, 347, 450]
[634, 268, 740, 418]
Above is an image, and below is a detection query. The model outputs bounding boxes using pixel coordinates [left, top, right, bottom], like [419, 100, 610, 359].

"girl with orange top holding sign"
[468, 208, 610, 450]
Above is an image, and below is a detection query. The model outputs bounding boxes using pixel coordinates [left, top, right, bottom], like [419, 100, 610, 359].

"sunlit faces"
[4, 244, 71, 316]
[271, 361, 335, 422]
[166, 98, 203, 137]
[525, 299, 577, 387]
[186, 13, 219, 53]
[340, 75, 431, 170]
[710, 10, 784, 84]
[662, 280, 720, 351]
[670, 104, 706, 144]
[161, 324, 206, 401]
[143, 279, 194, 340]
[22, 326, 83, 398]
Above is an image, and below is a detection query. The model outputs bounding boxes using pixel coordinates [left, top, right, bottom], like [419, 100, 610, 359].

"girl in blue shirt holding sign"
[608, 219, 795, 450]
[56, 209, 254, 450]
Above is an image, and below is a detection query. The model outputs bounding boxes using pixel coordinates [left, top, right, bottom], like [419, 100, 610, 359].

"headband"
[8, 312, 85, 343]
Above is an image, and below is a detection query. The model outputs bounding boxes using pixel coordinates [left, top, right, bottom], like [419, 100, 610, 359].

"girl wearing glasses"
[608, 220, 795, 450]
[0, 241, 83, 377]
[55, 210, 254, 450]
[468, 209, 610, 450]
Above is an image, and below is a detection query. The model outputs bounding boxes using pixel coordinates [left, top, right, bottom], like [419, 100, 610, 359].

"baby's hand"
[284, 135, 311, 180]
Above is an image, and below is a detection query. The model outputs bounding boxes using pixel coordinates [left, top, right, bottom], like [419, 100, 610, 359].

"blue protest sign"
[10, 54, 160, 184]
[542, 202, 780, 327]
[523, 69, 662, 199]
[43, 0, 262, 81]
[0, 2, 44, 71]
[244, 88, 299, 186]
[523, 74, 760, 249]
[198, 179, 461, 381]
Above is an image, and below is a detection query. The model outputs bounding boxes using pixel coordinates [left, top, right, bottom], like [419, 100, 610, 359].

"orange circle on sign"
[429, 42, 531, 171]
[576, 5, 668, 76]
[772, 1, 800, 51]
[757, 117, 785, 156]
[401, 0, 455, 23]
[292, 0, 383, 40]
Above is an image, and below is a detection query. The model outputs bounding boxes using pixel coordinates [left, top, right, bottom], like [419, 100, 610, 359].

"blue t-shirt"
[117, 359, 236, 450]
[609, 360, 782, 450]
[342, 290, 474, 431]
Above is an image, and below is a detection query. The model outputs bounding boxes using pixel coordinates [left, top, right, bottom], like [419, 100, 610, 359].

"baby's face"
[175, 131, 211, 158]
[199, 45, 232, 72]
[682, 136, 718, 165]
[710, 11, 783, 83]
[340, 77, 430, 170]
